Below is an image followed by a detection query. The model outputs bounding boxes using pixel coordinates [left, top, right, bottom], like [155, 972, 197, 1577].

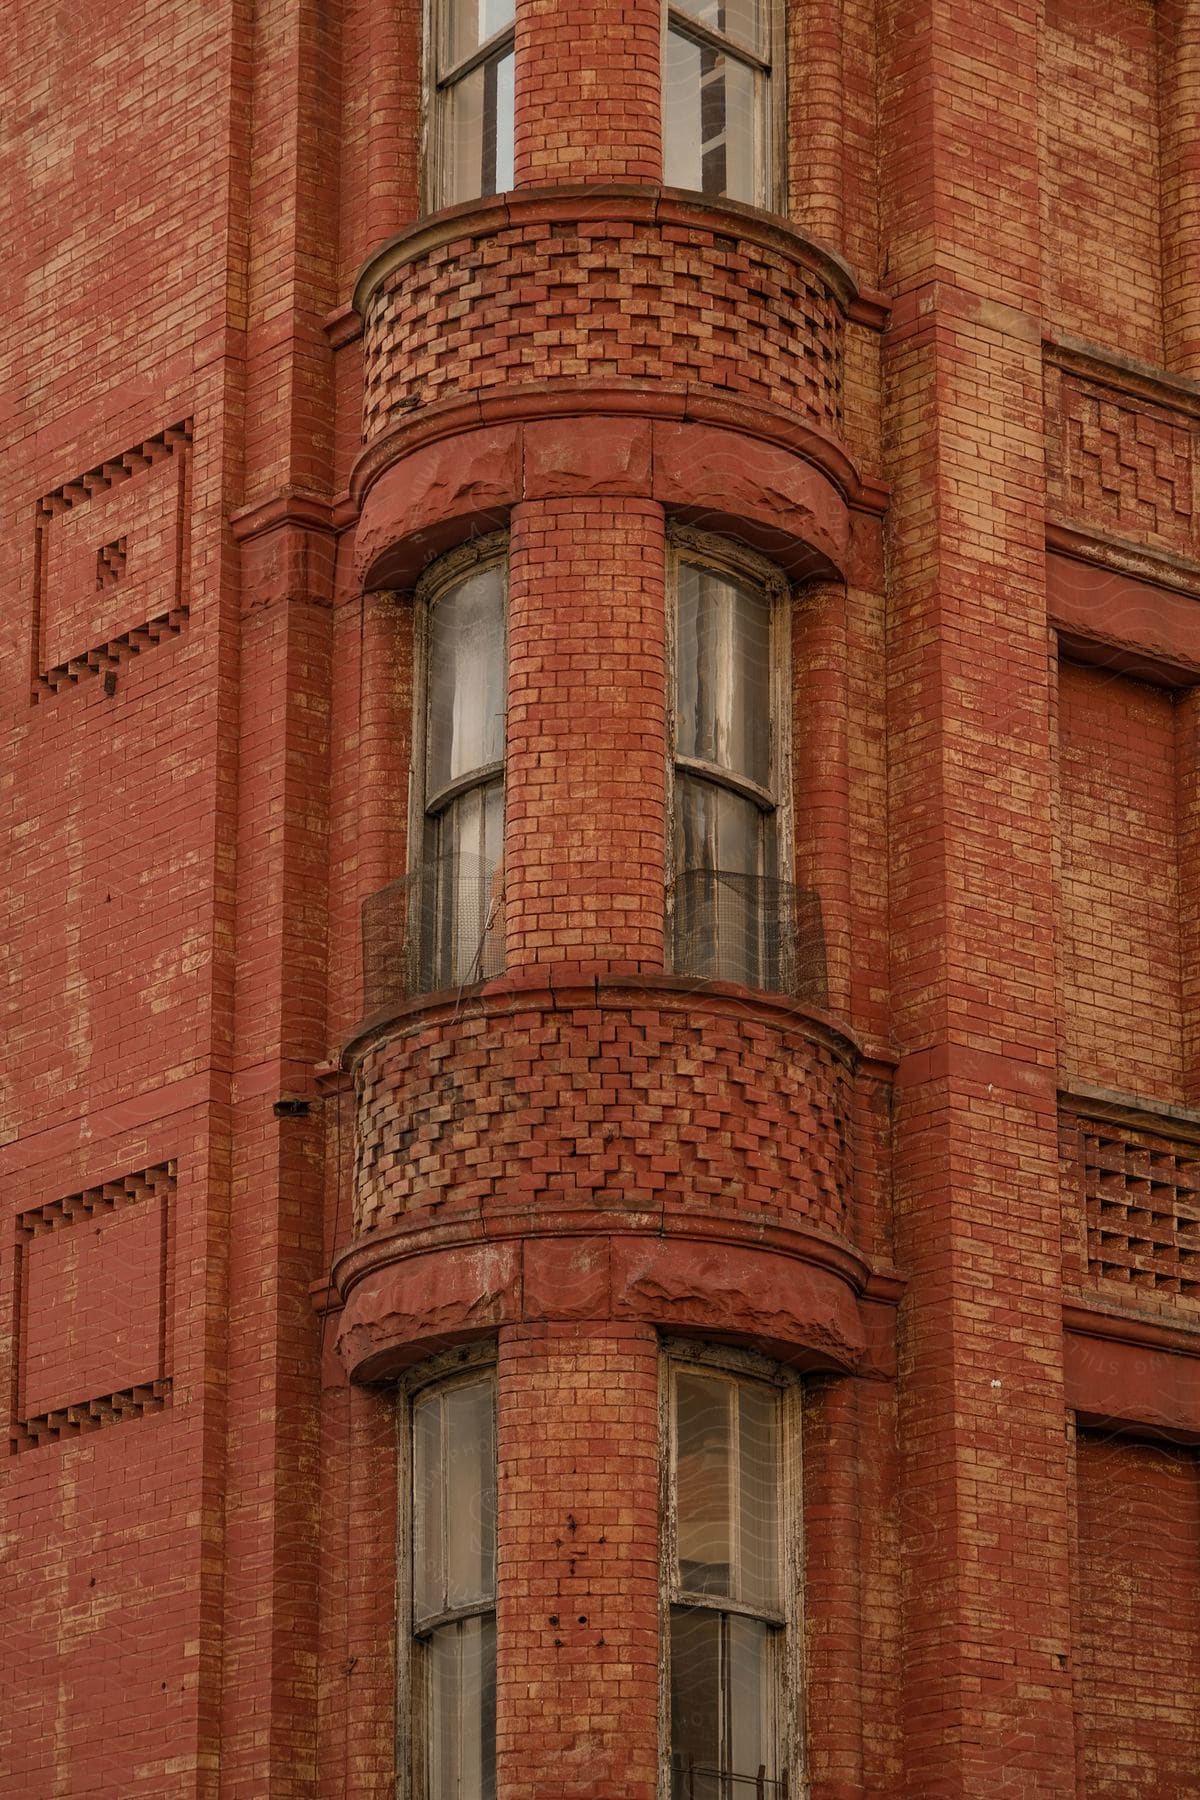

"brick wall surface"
[1056, 658, 1183, 1101]
[1074, 1432, 1200, 1797]
[5, 0, 1200, 1794]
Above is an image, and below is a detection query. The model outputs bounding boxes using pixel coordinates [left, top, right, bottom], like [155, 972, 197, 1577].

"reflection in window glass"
[412, 1375, 497, 1800]
[670, 1366, 786, 1798]
[670, 550, 782, 990]
[670, 0, 764, 53]
[433, 0, 515, 208]
[665, 28, 759, 203]
[422, 557, 507, 990]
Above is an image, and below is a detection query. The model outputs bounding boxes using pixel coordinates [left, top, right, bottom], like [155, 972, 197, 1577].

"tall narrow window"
[410, 1371, 498, 1800]
[667, 1359, 793, 1798]
[431, 0, 515, 209]
[669, 540, 788, 990]
[664, 0, 777, 207]
[418, 549, 506, 990]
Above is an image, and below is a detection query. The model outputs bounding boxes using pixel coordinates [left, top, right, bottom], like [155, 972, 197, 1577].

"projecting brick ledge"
[354, 188, 877, 450]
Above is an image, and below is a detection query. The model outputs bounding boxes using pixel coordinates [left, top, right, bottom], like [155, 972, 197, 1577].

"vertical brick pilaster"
[792, 580, 853, 1017]
[1177, 688, 1200, 1104]
[505, 496, 666, 973]
[881, 0, 1076, 1791]
[802, 1377, 866, 1798]
[495, 1322, 660, 1800]
[789, 0, 844, 248]
[1161, 0, 1200, 376]
[513, 0, 661, 185]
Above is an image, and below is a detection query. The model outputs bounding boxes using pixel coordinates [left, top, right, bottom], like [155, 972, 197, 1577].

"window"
[408, 1368, 497, 1800]
[415, 543, 507, 991]
[429, 0, 515, 209]
[664, 0, 778, 208]
[668, 535, 789, 990]
[665, 1354, 796, 1798]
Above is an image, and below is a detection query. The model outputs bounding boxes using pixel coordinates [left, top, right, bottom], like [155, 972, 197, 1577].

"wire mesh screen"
[670, 870, 827, 1005]
[361, 854, 504, 1013]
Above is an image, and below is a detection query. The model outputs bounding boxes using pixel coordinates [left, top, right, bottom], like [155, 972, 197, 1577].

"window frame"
[659, 1341, 804, 1800]
[409, 532, 508, 993]
[665, 526, 793, 990]
[661, 0, 786, 213]
[397, 1344, 499, 1800]
[423, 0, 516, 213]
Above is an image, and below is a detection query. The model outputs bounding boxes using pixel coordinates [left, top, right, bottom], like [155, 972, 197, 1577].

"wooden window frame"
[397, 1344, 499, 1800]
[409, 532, 508, 993]
[422, 0, 517, 213]
[665, 525, 793, 990]
[659, 1341, 804, 1800]
[662, 0, 786, 213]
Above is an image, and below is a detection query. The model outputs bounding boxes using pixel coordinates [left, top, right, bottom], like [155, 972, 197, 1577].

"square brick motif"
[33, 423, 192, 694]
[14, 1164, 173, 1444]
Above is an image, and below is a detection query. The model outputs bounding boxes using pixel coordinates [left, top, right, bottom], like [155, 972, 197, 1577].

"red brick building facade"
[4, 0, 1200, 1794]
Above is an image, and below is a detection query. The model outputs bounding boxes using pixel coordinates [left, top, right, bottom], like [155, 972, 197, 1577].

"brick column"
[1162, 0, 1200, 376]
[513, 0, 661, 184]
[1177, 688, 1200, 1105]
[495, 1322, 660, 1800]
[881, 0, 1076, 1791]
[788, 0, 844, 247]
[505, 496, 667, 973]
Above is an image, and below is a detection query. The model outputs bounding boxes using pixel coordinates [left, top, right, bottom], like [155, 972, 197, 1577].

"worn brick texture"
[354, 984, 855, 1239]
[360, 201, 844, 442]
[1056, 659, 1183, 1101]
[1074, 1432, 1200, 1797]
[506, 497, 666, 969]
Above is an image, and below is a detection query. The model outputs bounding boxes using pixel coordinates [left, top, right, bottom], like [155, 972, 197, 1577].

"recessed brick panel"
[1074, 1432, 1200, 1796]
[33, 424, 192, 692]
[14, 1166, 173, 1443]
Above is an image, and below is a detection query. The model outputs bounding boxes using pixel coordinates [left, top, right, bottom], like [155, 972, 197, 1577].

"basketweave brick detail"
[353, 993, 853, 1239]
[12, 1163, 175, 1448]
[1052, 374, 1197, 554]
[360, 214, 843, 445]
[1061, 1111, 1200, 1299]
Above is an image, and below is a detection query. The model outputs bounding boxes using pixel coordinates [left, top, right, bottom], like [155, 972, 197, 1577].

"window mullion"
[437, 22, 514, 89]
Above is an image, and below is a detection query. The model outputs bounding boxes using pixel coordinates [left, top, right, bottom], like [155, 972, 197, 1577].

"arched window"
[665, 1350, 798, 1798]
[664, 0, 780, 208]
[429, 0, 515, 208]
[416, 543, 507, 990]
[408, 1365, 498, 1800]
[668, 534, 789, 990]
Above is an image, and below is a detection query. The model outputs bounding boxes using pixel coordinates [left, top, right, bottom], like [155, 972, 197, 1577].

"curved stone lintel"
[335, 1229, 880, 1384]
[354, 411, 854, 592]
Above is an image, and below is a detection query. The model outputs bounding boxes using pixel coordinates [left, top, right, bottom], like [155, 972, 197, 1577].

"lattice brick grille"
[1077, 1121, 1200, 1297]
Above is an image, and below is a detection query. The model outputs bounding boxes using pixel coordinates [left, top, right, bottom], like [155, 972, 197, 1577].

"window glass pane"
[439, 49, 515, 205]
[670, 1607, 721, 1800]
[676, 563, 771, 789]
[413, 1392, 445, 1622]
[427, 566, 506, 799]
[676, 1371, 732, 1595]
[665, 27, 760, 203]
[426, 778, 504, 987]
[671, 0, 765, 54]
[427, 1615, 497, 1800]
[443, 1379, 496, 1608]
[675, 776, 761, 886]
[736, 1382, 780, 1610]
[727, 1615, 776, 1784]
[443, 0, 515, 69]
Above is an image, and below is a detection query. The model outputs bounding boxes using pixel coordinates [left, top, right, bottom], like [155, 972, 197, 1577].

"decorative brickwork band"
[350, 980, 855, 1243]
[355, 193, 854, 449]
[1061, 1102, 1200, 1300]
[1044, 344, 1200, 561]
